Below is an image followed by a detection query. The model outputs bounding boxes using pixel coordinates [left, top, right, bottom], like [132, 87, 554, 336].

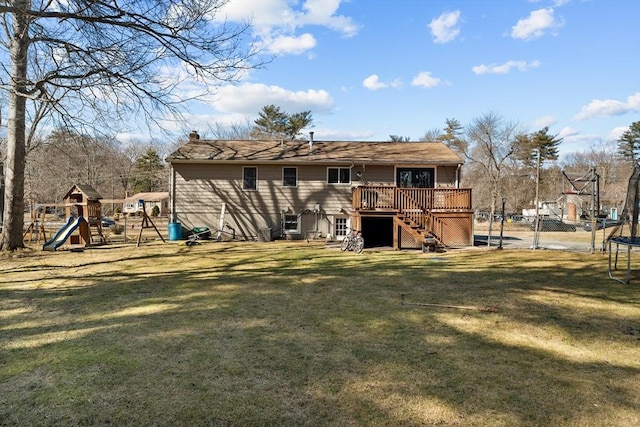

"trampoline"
[608, 163, 640, 284]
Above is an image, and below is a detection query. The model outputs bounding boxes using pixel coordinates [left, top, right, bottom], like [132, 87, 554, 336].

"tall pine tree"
[617, 121, 640, 163]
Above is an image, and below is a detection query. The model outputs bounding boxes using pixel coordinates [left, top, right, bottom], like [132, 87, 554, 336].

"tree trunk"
[1, 3, 29, 251]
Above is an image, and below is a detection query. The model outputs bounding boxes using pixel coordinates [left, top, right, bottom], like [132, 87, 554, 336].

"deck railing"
[353, 186, 472, 212]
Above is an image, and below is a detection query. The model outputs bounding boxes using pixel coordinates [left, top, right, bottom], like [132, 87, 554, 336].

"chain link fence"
[474, 216, 615, 252]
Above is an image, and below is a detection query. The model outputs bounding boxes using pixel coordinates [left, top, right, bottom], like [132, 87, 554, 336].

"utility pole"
[590, 166, 597, 253]
[498, 197, 506, 249]
[533, 150, 541, 250]
[0, 162, 4, 228]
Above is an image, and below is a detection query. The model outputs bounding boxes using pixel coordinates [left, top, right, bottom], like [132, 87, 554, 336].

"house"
[166, 133, 473, 249]
[123, 192, 170, 216]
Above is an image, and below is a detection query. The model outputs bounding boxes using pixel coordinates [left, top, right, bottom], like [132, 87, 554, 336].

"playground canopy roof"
[63, 184, 103, 202]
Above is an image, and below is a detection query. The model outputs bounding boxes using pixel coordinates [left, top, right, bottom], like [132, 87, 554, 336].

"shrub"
[151, 205, 160, 217]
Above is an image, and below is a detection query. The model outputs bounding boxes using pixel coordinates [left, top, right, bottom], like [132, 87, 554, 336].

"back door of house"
[396, 168, 434, 188]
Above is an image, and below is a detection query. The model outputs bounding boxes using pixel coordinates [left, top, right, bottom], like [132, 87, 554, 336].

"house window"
[243, 167, 257, 190]
[335, 217, 348, 238]
[397, 168, 434, 188]
[328, 167, 350, 184]
[283, 167, 297, 187]
[284, 214, 300, 234]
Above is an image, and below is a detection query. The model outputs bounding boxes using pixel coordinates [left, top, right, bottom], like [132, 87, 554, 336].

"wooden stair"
[392, 188, 448, 250]
[394, 212, 443, 251]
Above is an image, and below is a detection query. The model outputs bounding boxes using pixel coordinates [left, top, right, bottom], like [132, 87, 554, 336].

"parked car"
[583, 219, 623, 232]
[101, 217, 116, 227]
[530, 219, 577, 232]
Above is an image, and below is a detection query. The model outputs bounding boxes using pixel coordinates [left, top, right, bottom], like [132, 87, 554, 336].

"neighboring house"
[166, 133, 473, 249]
[522, 194, 591, 222]
[123, 192, 170, 216]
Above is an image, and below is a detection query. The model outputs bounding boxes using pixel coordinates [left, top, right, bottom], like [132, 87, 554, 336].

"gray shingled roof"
[166, 140, 464, 165]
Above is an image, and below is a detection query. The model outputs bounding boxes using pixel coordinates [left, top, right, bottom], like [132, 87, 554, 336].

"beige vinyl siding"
[173, 162, 459, 239]
[351, 165, 394, 185]
[352, 164, 458, 187]
[436, 165, 459, 187]
[173, 163, 354, 240]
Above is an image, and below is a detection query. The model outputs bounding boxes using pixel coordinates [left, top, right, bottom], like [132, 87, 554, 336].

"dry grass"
[1, 242, 639, 426]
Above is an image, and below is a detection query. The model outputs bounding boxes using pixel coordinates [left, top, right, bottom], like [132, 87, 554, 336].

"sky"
[156, 0, 640, 157]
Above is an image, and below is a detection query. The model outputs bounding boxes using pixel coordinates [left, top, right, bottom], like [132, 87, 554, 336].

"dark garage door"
[361, 216, 393, 248]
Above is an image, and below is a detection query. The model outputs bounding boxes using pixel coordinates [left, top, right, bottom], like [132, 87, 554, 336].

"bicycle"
[340, 229, 364, 254]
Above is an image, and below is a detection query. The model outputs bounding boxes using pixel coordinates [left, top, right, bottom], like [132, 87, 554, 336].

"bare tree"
[206, 120, 255, 140]
[419, 128, 441, 142]
[24, 129, 125, 207]
[0, 0, 261, 250]
[459, 112, 524, 246]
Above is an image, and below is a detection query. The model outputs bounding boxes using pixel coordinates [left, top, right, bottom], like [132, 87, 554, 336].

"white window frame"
[283, 213, 301, 234]
[327, 167, 351, 185]
[335, 216, 348, 238]
[243, 166, 258, 191]
[282, 167, 298, 187]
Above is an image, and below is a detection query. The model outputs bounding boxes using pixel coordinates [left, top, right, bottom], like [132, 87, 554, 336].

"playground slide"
[43, 216, 85, 251]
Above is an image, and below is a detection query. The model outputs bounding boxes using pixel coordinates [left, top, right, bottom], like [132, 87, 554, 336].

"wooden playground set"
[24, 184, 164, 251]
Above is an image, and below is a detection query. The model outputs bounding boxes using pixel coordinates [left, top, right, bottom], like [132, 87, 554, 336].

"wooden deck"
[352, 186, 472, 212]
[351, 186, 473, 248]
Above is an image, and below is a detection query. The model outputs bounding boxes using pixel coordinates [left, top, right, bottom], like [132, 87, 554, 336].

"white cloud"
[558, 126, 579, 139]
[166, 83, 335, 140]
[511, 8, 563, 40]
[557, 127, 601, 151]
[608, 126, 628, 141]
[527, 0, 570, 6]
[115, 132, 155, 143]
[184, 111, 250, 131]
[472, 60, 541, 75]
[219, 0, 296, 32]
[429, 10, 461, 44]
[212, 83, 334, 114]
[411, 72, 444, 88]
[574, 92, 640, 120]
[363, 75, 384, 90]
[263, 33, 317, 55]
[362, 74, 401, 90]
[219, 0, 359, 56]
[299, 0, 360, 37]
[532, 115, 557, 128]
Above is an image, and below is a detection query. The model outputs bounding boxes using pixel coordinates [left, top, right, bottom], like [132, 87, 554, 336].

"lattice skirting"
[432, 212, 473, 247]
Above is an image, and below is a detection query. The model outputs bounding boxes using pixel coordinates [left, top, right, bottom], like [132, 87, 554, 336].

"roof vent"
[309, 131, 314, 153]
[189, 130, 200, 141]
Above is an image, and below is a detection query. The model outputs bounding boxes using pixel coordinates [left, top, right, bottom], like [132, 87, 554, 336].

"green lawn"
[1, 242, 639, 426]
